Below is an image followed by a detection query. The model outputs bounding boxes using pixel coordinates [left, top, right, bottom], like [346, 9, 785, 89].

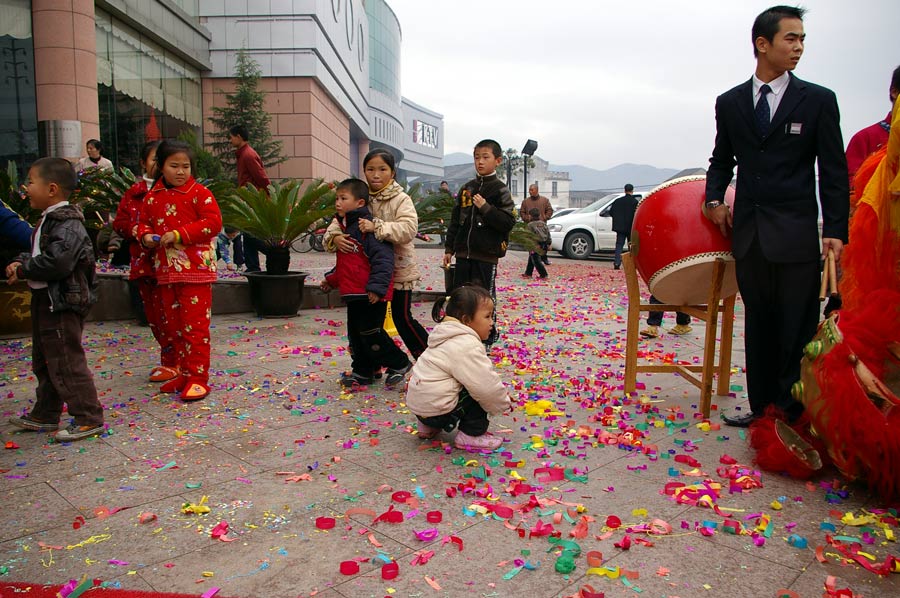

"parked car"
[548, 207, 577, 220]
[548, 192, 642, 259]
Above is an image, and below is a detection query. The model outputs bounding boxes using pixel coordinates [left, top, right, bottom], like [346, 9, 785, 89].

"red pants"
[136, 277, 176, 367]
[158, 282, 212, 385]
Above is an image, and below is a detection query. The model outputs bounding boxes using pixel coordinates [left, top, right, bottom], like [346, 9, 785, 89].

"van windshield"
[574, 193, 622, 214]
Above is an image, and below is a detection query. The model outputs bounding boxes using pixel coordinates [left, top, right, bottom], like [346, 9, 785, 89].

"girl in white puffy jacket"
[405, 286, 511, 451]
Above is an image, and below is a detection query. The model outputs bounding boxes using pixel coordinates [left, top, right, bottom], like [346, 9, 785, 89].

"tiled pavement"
[1, 248, 897, 598]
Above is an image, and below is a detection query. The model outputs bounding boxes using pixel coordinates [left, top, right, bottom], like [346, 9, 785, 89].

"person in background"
[229, 124, 270, 272]
[609, 183, 638, 270]
[74, 139, 113, 172]
[113, 141, 166, 334]
[1, 198, 33, 252]
[845, 65, 899, 187]
[217, 226, 240, 271]
[704, 5, 849, 427]
[6, 157, 104, 441]
[523, 208, 549, 279]
[520, 184, 554, 264]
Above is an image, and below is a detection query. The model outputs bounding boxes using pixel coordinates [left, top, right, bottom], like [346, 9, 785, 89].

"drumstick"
[819, 252, 830, 301]
[828, 248, 838, 297]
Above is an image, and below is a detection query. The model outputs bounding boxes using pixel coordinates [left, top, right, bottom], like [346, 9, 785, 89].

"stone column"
[32, 0, 99, 158]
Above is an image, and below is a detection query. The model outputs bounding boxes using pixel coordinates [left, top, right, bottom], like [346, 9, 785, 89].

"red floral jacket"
[137, 177, 222, 284]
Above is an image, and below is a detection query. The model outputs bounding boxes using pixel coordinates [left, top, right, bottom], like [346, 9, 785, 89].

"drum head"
[649, 255, 738, 305]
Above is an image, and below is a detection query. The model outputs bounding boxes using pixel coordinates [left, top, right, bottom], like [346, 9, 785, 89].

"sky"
[387, 0, 899, 171]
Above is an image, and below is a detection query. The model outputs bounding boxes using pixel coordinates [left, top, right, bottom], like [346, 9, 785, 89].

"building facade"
[1, 0, 443, 181]
[507, 156, 571, 208]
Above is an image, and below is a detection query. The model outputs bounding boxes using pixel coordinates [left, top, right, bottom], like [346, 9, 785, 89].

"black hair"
[624, 183, 634, 192]
[752, 5, 806, 57]
[474, 139, 502, 159]
[229, 124, 249, 141]
[891, 65, 900, 93]
[336, 178, 369, 204]
[440, 180, 448, 186]
[224, 225, 238, 234]
[431, 284, 493, 324]
[31, 157, 77, 197]
[140, 140, 161, 163]
[154, 139, 196, 186]
[528, 207, 540, 218]
[363, 148, 397, 174]
[86, 138, 103, 154]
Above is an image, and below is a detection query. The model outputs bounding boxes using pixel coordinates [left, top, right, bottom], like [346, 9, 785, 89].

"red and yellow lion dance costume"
[751, 99, 900, 502]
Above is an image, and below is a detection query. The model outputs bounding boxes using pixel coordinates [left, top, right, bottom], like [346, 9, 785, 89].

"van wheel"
[564, 232, 594, 259]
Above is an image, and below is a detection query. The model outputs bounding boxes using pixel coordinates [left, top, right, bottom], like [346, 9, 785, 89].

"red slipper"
[150, 366, 180, 382]
[159, 376, 186, 393]
[180, 383, 210, 401]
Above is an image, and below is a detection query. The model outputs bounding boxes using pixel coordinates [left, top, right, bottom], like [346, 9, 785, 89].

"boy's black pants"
[28, 289, 104, 427]
[346, 298, 409, 377]
[451, 257, 499, 344]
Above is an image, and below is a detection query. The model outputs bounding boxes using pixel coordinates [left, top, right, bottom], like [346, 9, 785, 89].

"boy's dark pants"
[346, 298, 409, 376]
[416, 389, 488, 436]
[647, 295, 690, 327]
[452, 257, 499, 344]
[524, 251, 548, 277]
[28, 289, 103, 427]
[390, 289, 429, 359]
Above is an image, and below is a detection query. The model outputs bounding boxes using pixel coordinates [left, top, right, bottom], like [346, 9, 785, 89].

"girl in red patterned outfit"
[138, 140, 221, 401]
[112, 140, 180, 383]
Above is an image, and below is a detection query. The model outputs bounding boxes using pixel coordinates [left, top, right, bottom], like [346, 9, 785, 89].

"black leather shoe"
[722, 412, 759, 427]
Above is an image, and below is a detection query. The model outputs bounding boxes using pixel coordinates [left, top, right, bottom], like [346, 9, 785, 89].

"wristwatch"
[705, 200, 724, 210]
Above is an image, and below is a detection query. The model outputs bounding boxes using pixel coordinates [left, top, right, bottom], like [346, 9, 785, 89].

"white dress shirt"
[752, 70, 791, 122]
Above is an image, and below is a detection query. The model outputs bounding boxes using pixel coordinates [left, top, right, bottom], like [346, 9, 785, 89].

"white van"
[548, 193, 642, 259]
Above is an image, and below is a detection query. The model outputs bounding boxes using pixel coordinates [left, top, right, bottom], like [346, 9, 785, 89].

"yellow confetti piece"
[631, 508, 648, 518]
[66, 534, 112, 550]
[771, 500, 783, 510]
[586, 566, 620, 578]
[201, 571, 214, 577]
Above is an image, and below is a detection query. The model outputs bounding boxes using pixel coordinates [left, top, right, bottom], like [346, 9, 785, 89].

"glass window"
[552, 181, 558, 197]
[95, 8, 202, 171]
[0, 0, 38, 172]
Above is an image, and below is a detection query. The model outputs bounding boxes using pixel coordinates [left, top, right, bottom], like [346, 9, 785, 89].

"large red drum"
[631, 175, 737, 305]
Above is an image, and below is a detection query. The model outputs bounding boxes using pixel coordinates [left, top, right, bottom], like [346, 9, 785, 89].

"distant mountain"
[442, 152, 472, 166]
[552, 163, 682, 191]
[440, 153, 684, 190]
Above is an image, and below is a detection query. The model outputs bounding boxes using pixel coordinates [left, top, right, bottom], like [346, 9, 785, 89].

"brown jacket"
[520, 195, 553, 222]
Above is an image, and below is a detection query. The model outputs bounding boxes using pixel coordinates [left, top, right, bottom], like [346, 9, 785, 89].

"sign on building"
[413, 119, 438, 149]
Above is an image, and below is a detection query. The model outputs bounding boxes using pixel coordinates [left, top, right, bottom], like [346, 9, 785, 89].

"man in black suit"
[705, 5, 849, 427]
[609, 183, 638, 270]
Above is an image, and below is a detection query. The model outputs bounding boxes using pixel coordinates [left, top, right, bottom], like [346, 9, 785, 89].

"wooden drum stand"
[622, 252, 736, 418]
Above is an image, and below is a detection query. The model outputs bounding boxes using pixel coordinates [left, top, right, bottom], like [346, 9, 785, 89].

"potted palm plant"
[218, 179, 334, 317]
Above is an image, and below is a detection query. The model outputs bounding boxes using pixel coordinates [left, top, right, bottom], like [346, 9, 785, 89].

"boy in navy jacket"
[321, 179, 412, 389]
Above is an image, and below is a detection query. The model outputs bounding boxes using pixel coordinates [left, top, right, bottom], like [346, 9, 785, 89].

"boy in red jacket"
[320, 179, 411, 390]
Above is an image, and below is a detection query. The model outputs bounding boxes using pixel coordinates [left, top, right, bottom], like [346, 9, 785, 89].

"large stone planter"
[244, 271, 309, 317]
[0, 281, 32, 336]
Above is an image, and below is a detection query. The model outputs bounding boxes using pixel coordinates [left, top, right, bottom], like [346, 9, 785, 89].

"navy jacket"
[706, 73, 849, 262]
[1, 199, 33, 252]
[324, 206, 395, 300]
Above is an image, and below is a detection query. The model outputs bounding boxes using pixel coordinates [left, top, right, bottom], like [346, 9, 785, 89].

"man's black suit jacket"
[705, 73, 849, 262]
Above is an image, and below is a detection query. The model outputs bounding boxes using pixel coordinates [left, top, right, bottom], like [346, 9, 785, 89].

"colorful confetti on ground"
[1, 250, 897, 597]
